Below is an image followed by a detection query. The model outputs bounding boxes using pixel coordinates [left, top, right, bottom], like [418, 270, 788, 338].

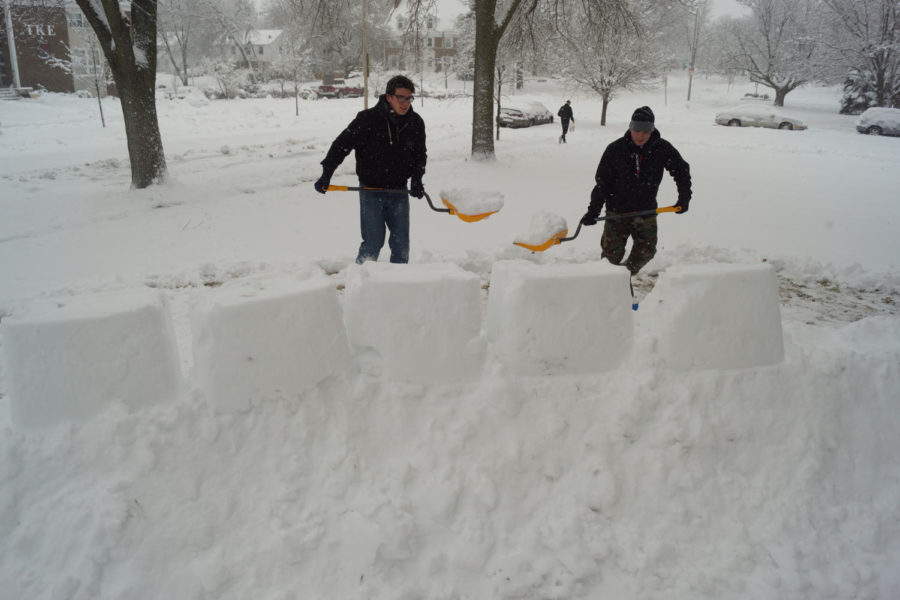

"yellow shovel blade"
[512, 228, 569, 252]
[441, 197, 499, 222]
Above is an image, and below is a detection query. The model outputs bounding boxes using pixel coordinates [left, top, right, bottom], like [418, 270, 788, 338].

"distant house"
[216, 29, 285, 77]
[380, 12, 458, 74]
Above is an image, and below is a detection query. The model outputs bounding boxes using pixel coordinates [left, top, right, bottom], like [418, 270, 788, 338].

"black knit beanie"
[629, 106, 655, 132]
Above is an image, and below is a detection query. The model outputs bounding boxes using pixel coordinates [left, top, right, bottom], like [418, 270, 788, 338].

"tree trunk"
[115, 70, 167, 188]
[601, 95, 610, 126]
[774, 87, 788, 106]
[75, 0, 167, 189]
[471, 0, 499, 159]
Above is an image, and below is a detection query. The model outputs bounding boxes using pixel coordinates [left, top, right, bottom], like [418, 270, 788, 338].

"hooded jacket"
[588, 128, 691, 216]
[320, 94, 427, 189]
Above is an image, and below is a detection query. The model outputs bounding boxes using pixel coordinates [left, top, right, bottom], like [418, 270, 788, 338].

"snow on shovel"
[439, 188, 503, 222]
[513, 205, 682, 252]
[326, 185, 502, 223]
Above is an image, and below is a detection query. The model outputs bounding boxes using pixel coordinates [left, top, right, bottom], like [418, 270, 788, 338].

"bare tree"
[158, 0, 217, 86]
[719, 0, 822, 106]
[199, 0, 259, 78]
[74, 0, 167, 188]
[683, 0, 711, 100]
[266, 0, 317, 114]
[820, 0, 900, 108]
[43, 37, 113, 127]
[293, 0, 629, 158]
[265, 0, 395, 81]
[551, 5, 650, 125]
[466, 0, 633, 158]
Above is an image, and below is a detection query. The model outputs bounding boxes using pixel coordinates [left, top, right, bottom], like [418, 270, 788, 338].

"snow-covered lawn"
[1, 73, 899, 599]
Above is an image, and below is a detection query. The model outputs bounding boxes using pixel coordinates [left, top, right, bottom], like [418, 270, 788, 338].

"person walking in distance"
[313, 75, 427, 264]
[557, 100, 574, 143]
[579, 106, 691, 274]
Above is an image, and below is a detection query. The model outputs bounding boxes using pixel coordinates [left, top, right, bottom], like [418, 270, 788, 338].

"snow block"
[342, 263, 485, 383]
[191, 274, 352, 412]
[0, 289, 182, 429]
[646, 263, 784, 370]
[486, 261, 634, 375]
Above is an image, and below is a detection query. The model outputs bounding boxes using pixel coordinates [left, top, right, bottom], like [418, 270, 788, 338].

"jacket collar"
[623, 128, 660, 150]
[377, 94, 415, 119]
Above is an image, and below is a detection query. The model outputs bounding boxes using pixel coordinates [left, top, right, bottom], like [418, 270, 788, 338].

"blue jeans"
[357, 188, 410, 264]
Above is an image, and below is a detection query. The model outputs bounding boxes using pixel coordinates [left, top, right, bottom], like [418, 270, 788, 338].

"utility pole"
[686, 1, 705, 102]
[362, 0, 369, 108]
[4, 0, 22, 88]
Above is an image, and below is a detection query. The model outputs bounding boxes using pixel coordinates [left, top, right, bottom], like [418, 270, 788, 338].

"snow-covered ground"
[1, 72, 899, 599]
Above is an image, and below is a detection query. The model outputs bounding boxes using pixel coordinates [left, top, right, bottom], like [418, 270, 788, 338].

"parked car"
[855, 107, 900, 136]
[714, 104, 807, 130]
[497, 101, 554, 128]
[316, 79, 364, 99]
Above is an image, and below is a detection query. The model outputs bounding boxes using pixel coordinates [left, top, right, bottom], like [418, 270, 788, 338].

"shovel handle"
[324, 185, 450, 214]
[600, 205, 681, 220]
[575, 205, 680, 236]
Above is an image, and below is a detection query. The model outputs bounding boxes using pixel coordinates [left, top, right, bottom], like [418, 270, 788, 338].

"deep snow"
[1, 72, 899, 599]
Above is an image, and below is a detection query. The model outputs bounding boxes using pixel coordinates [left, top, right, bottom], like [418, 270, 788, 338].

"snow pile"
[2, 263, 899, 599]
[2, 76, 900, 599]
[513, 211, 568, 246]
[641, 263, 784, 369]
[487, 260, 633, 374]
[0, 289, 181, 429]
[191, 271, 352, 413]
[343, 262, 485, 382]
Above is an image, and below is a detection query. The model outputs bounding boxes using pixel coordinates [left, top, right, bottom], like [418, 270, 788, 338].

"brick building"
[2, 0, 117, 94]
[381, 12, 458, 74]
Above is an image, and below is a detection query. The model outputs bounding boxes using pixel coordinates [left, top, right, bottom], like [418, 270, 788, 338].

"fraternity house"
[2, 0, 117, 95]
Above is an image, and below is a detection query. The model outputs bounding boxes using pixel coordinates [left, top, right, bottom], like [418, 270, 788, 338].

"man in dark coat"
[314, 75, 427, 264]
[580, 106, 691, 274]
[557, 100, 574, 143]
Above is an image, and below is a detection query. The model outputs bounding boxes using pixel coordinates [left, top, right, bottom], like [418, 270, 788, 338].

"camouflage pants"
[601, 214, 658, 274]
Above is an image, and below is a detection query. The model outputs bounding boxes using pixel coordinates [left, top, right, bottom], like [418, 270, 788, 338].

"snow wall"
[0, 261, 783, 429]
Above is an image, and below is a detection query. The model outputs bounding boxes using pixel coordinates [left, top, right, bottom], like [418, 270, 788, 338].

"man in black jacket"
[314, 75, 427, 264]
[580, 106, 691, 274]
[557, 100, 574, 143]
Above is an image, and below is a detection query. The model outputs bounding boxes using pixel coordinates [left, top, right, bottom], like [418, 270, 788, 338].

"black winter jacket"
[588, 129, 691, 216]
[558, 104, 574, 122]
[321, 95, 427, 189]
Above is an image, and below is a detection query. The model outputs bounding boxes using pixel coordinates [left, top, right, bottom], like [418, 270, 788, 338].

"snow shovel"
[325, 185, 499, 223]
[513, 205, 682, 252]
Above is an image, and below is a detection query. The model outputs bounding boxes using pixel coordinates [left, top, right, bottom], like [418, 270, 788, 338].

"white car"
[714, 104, 807, 130]
[497, 101, 554, 128]
[855, 107, 900, 137]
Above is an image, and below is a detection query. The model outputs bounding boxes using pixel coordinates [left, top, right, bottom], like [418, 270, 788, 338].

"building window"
[258, 46, 264, 55]
[445, 37, 453, 49]
[67, 11, 88, 28]
[426, 17, 434, 29]
[426, 37, 433, 48]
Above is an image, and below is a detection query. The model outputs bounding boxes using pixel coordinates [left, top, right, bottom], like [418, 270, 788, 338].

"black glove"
[580, 212, 598, 226]
[409, 177, 425, 199]
[313, 171, 331, 194]
[675, 197, 690, 214]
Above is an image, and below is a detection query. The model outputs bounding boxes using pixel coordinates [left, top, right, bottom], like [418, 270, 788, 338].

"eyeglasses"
[392, 93, 414, 104]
